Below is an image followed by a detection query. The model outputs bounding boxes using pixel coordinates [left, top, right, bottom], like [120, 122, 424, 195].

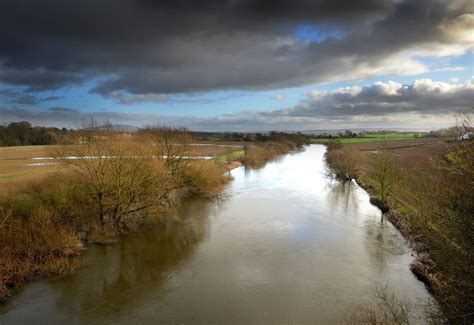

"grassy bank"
[0, 129, 307, 303]
[324, 137, 473, 322]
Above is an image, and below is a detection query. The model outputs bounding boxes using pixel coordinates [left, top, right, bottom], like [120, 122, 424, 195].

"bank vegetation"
[325, 118, 474, 323]
[0, 126, 307, 303]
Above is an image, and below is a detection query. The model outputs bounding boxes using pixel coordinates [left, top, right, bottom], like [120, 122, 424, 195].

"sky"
[0, 0, 473, 131]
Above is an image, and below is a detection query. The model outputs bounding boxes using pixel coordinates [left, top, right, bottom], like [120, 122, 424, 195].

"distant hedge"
[0, 121, 74, 146]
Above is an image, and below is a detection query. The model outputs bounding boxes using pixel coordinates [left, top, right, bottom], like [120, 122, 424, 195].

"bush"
[180, 161, 228, 196]
[325, 146, 361, 182]
[0, 185, 83, 302]
[240, 142, 297, 167]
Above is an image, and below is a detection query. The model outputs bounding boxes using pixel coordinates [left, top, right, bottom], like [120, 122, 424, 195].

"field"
[340, 138, 445, 173]
[0, 143, 247, 192]
[311, 132, 424, 144]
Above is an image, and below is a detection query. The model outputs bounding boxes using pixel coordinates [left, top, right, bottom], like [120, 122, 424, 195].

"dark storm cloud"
[2, 78, 472, 130]
[0, 0, 472, 98]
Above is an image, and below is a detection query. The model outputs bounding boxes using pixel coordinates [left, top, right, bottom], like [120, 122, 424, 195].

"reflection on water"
[0, 145, 431, 324]
[54, 199, 214, 320]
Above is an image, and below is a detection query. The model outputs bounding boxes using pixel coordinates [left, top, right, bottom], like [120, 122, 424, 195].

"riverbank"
[358, 181, 441, 296]
[324, 139, 473, 322]
[0, 135, 304, 304]
[0, 144, 432, 324]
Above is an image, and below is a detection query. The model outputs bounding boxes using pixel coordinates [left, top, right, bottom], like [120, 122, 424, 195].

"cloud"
[432, 66, 466, 72]
[107, 92, 170, 104]
[0, 88, 61, 105]
[285, 78, 474, 118]
[0, 0, 472, 99]
[273, 94, 285, 101]
[1, 78, 472, 131]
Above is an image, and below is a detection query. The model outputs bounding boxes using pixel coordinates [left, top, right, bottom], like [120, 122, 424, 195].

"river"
[0, 145, 432, 324]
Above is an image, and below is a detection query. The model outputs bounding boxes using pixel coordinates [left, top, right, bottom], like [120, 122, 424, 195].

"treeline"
[0, 121, 312, 147]
[311, 130, 359, 139]
[0, 121, 75, 146]
[192, 131, 311, 145]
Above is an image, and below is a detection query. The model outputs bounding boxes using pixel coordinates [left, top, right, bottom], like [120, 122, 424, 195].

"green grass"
[0, 174, 19, 180]
[215, 149, 245, 163]
[311, 133, 423, 144]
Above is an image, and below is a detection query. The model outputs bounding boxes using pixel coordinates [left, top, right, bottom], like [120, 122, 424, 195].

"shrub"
[180, 160, 228, 196]
[0, 192, 83, 302]
[325, 146, 361, 182]
[240, 142, 297, 167]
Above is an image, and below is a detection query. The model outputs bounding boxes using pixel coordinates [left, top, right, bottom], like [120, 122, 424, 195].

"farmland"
[0, 143, 247, 190]
[311, 132, 425, 144]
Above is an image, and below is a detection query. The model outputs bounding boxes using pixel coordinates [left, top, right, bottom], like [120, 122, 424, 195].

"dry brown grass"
[0, 180, 84, 302]
[189, 145, 245, 157]
[0, 142, 245, 191]
[180, 160, 229, 196]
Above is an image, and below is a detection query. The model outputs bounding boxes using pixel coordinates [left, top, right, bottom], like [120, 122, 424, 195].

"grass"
[311, 132, 423, 144]
[0, 143, 246, 186]
[215, 149, 245, 163]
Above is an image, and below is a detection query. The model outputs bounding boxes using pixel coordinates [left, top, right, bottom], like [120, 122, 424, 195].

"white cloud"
[412, 79, 460, 94]
[291, 77, 474, 118]
[273, 94, 285, 101]
[433, 66, 466, 72]
[372, 81, 403, 96]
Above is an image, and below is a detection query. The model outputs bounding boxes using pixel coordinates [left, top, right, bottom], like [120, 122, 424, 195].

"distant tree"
[0, 121, 74, 146]
[8, 121, 32, 145]
[344, 130, 353, 138]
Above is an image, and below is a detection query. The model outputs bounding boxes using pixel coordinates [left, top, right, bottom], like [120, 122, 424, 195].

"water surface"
[0, 145, 431, 324]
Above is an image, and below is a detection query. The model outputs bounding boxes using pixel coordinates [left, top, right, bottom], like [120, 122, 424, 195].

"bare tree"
[342, 285, 411, 324]
[368, 150, 399, 202]
[53, 129, 163, 227]
[140, 126, 196, 176]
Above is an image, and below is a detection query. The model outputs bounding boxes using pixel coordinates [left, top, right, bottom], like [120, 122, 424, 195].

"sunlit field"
[0, 143, 246, 191]
[311, 132, 425, 144]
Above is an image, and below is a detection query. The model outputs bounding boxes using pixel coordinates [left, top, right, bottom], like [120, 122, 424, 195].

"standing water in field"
[0, 145, 433, 324]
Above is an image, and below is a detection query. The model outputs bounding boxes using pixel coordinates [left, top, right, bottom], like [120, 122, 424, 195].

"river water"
[0, 145, 432, 324]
